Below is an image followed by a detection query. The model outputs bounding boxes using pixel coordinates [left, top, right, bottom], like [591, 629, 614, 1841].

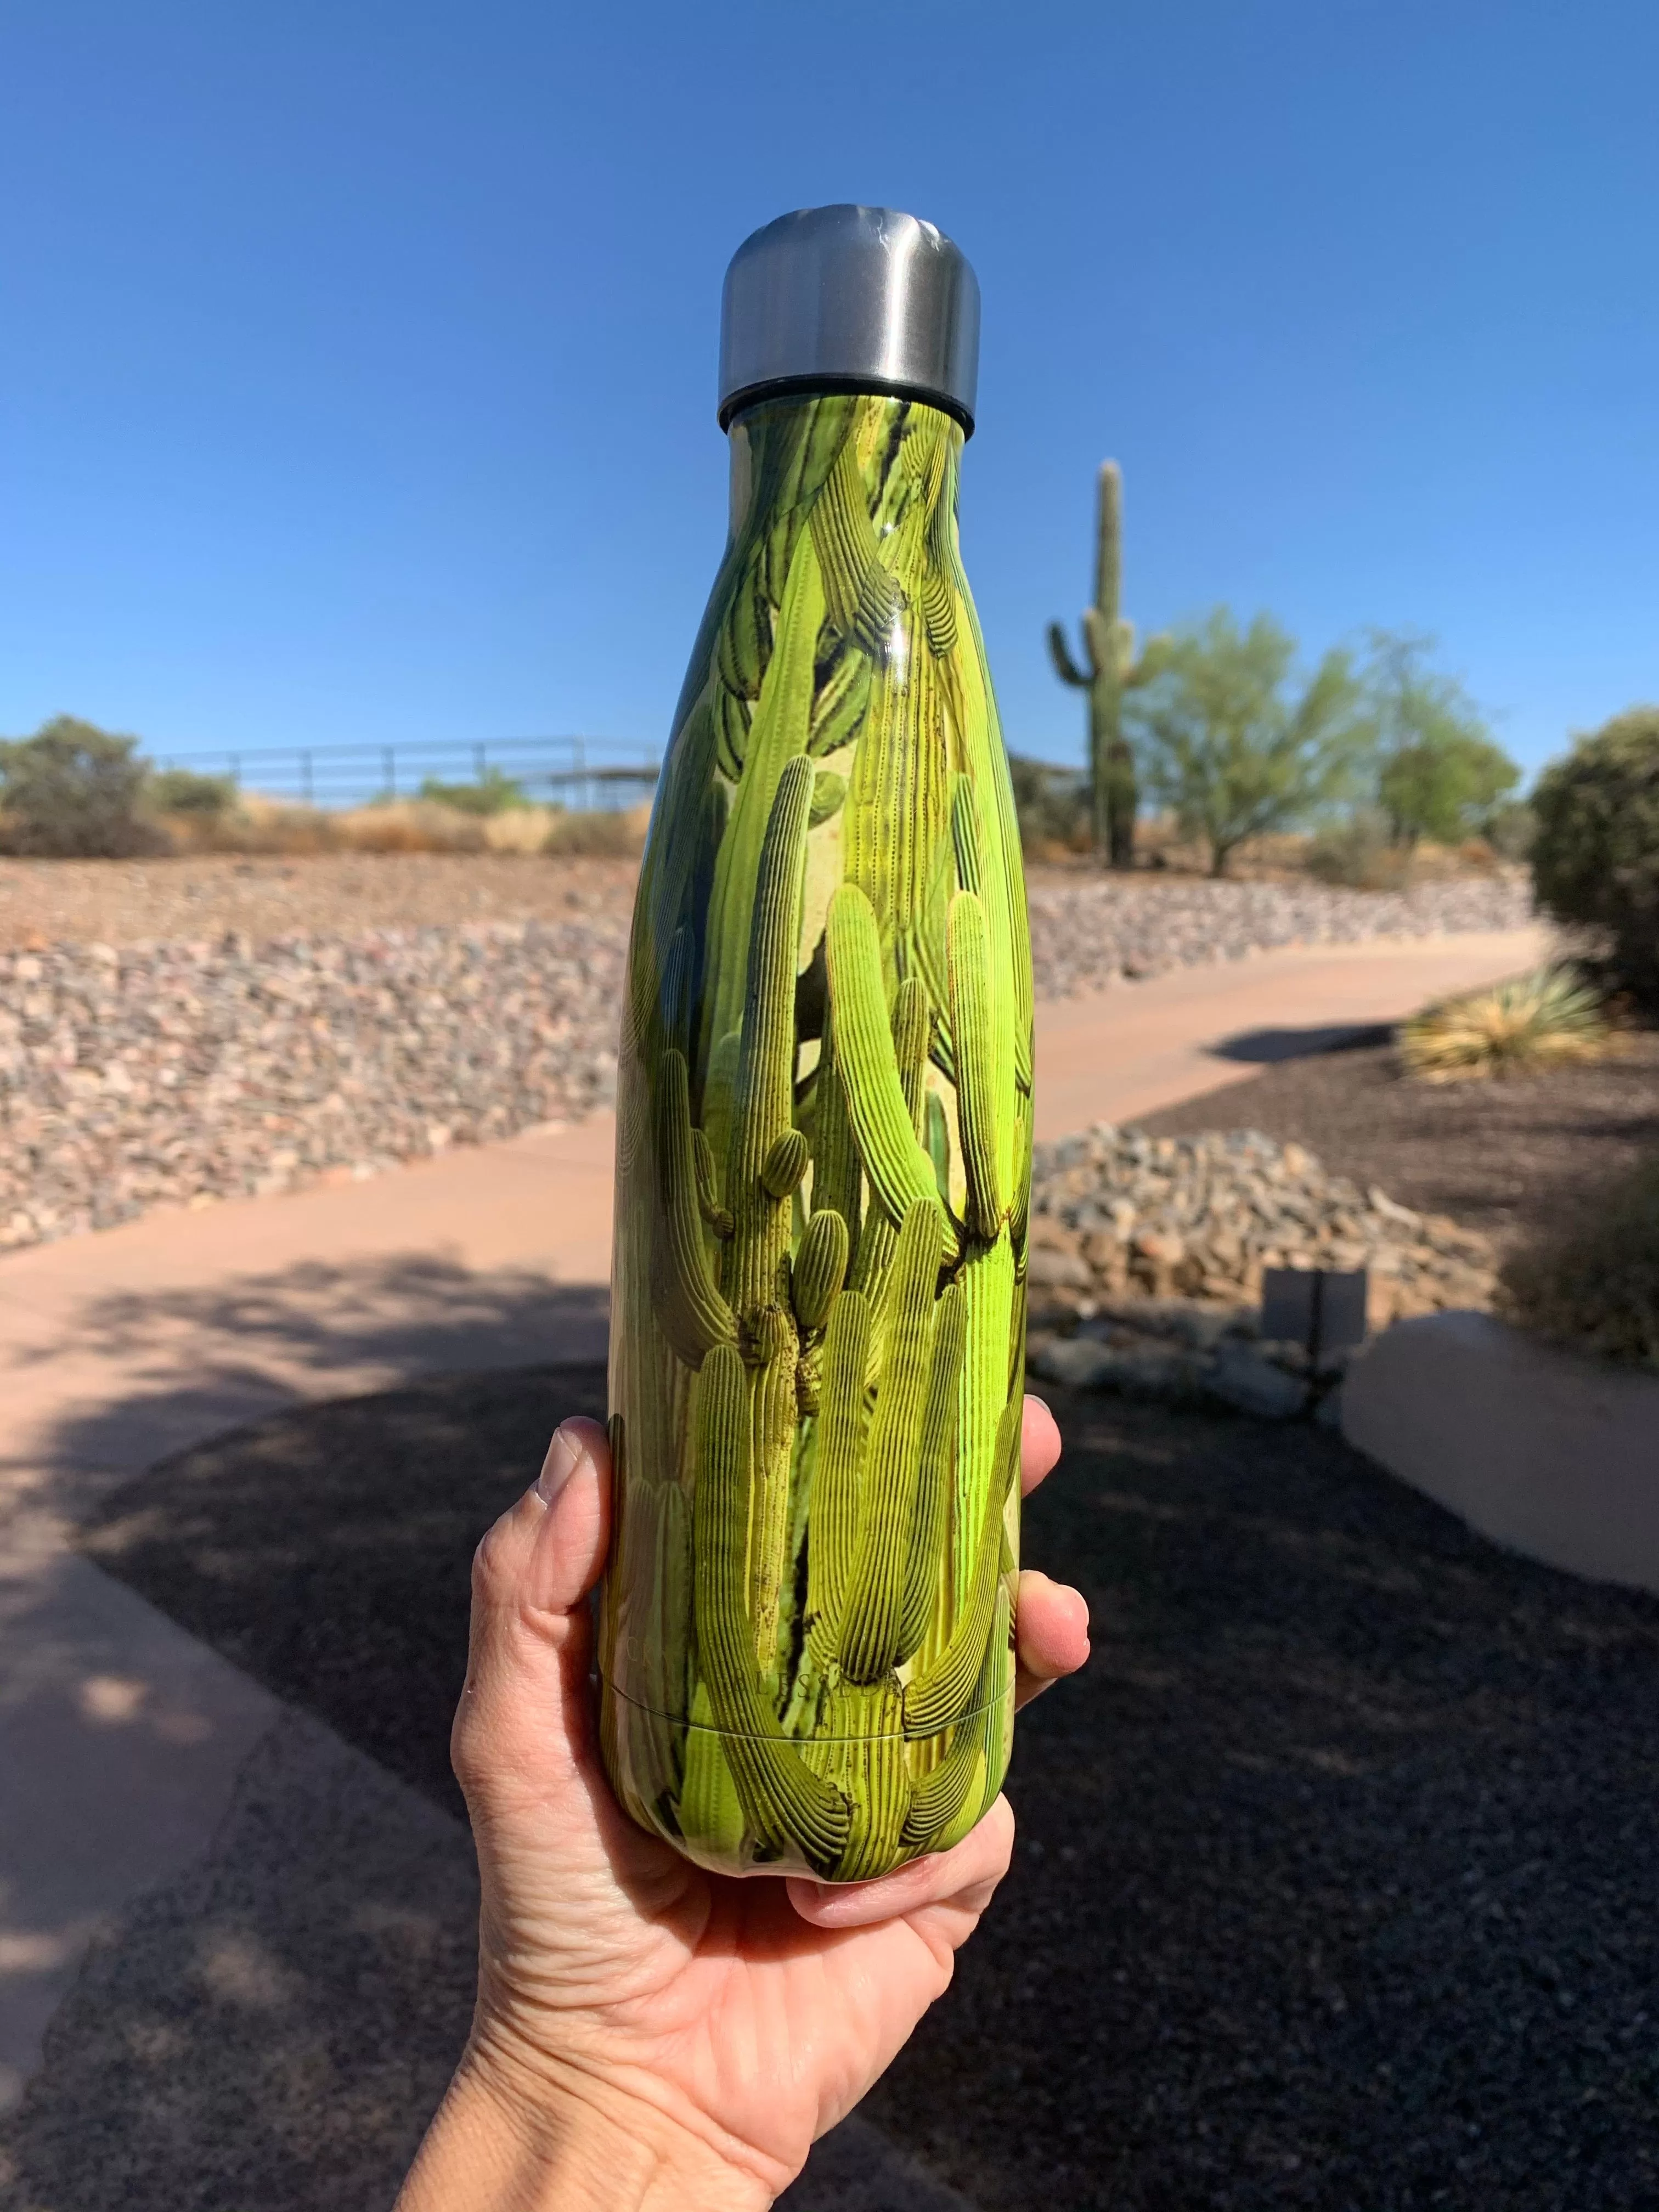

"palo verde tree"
[1126, 608, 1374, 877]
[1365, 631, 1517, 847]
[1047, 461, 1165, 869]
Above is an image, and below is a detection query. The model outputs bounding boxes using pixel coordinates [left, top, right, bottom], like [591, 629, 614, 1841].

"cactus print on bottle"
[601, 392, 1034, 1880]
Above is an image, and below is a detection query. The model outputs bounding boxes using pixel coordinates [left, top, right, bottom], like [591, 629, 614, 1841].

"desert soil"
[0, 850, 638, 949]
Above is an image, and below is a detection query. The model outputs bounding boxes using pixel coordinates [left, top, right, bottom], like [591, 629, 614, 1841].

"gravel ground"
[1024, 871, 1534, 998]
[72, 1365, 1659, 2210]
[1, 862, 1538, 1256]
[1139, 1031, 1659, 1252]
[0, 918, 628, 1248]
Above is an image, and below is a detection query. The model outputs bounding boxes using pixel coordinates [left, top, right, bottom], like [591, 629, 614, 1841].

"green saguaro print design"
[602, 392, 1034, 1880]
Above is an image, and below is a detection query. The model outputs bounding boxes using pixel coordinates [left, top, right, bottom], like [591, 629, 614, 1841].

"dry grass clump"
[152, 794, 650, 860]
[1398, 966, 1613, 1084]
[1500, 1155, 1659, 1369]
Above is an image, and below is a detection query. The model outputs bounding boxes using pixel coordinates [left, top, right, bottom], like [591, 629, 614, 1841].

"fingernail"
[1027, 1393, 1051, 1415]
[537, 1424, 584, 1504]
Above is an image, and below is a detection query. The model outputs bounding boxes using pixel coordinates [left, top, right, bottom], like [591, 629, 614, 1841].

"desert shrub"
[1398, 965, 1612, 1083]
[0, 716, 165, 857]
[1501, 1154, 1659, 1369]
[416, 767, 530, 815]
[542, 803, 650, 858]
[483, 805, 559, 854]
[332, 800, 487, 854]
[1531, 709, 1659, 1003]
[1007, 754, 1091, 855]
[1304, 808, 1413, 889]
[150, 766, 236, 819]
[1482, 799, 1536, 861]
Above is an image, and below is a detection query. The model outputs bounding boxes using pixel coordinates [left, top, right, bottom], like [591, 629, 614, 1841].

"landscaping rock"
[1030, 1122, 1498, 1324]
[0, 870, 1534, 1256]
[0, 920, 627, 1251]
[1204, 1342, 1308, 1420]
[1025, 871, 1533, 998]
[1023, 1125, 1499, 1417]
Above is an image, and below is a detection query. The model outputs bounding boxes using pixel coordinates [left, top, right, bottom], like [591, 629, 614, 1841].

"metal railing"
[154, 735, 660, 812]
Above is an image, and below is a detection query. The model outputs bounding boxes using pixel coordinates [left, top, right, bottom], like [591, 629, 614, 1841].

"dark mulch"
[83, 1369, 1659, 2211]
[83, 1364, 607, 1821]
[1138, 1030, 1659, 1249]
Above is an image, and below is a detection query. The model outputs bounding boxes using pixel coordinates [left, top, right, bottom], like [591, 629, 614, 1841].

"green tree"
[1125, 609, 1374, 877]
[0, 716, 162, 857]
[1364, 631, 1517, 846]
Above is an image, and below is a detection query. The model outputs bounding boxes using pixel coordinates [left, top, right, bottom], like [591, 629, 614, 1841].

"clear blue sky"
[2, 0, 1655, 785]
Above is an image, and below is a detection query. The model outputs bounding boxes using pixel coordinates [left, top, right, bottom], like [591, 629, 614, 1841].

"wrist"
[397, 2028, 774, 2212]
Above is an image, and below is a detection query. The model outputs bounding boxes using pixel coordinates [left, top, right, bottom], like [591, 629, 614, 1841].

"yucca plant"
[1398, 965, 1613, 1084]
[601, 392, 1034, 1879]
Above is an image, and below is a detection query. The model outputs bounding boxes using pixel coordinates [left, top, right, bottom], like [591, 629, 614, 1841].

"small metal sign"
[1261, 1266, 1368, 1370]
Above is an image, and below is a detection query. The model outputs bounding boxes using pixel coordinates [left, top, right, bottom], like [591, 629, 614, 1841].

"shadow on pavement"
[21, 1257, 608, 1525]
[1206, 1021, 1394, 1065]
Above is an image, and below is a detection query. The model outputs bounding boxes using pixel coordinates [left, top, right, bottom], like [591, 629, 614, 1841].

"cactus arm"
[825, 884, 960, 1261]
[810, 430, 885, 643]
[704, 532, 825, 1059]
[950, 774, 985, 899]
[749, 1306, 798, 1671]
[844, 644, 948, 943]
[810, 648, 872, 762]
[1046, 619, 1092, 688]
[891, 975, 930, 1130]
[837, 1199, 946, 1685]
[761, 1127, 809, 1200]
[903, 1393, 1018, 1739]
[896, 1279, 966, 1665]
[681, 1677, 747, 1860]
[690, 1128, 732, 1238]
[809, 1059, 862, 1260]
[651, 1048, 737, 1369]
[901, 1614, 999, 1845]
[713, 686, 750, 781]
[947, 890, 1004, 1240]
[806, 1288, 871, 1658]
[723, 755, 816, 1322]
[692, 1344, 850, 1869]
[792, 1207, 849, 1331]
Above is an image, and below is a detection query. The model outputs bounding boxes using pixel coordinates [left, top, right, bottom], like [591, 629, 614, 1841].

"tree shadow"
[27, 1254, 609, 1527]
[1207, 1021, 1394, 1065]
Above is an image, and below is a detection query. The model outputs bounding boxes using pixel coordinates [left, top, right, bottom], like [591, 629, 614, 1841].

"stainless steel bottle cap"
[718, 204, 980, 436]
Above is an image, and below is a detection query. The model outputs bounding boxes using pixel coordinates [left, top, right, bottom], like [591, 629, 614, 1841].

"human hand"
[396, 1395, 1088, 2212]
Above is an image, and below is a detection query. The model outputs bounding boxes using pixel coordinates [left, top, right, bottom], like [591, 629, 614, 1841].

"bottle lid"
[718, 205, 980, 436]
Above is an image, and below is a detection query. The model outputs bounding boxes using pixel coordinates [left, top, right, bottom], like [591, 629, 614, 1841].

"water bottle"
[601, 205, 1034, 1880]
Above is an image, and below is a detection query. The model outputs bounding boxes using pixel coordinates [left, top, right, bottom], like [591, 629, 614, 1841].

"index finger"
[1019, 1392, 1062, 1497]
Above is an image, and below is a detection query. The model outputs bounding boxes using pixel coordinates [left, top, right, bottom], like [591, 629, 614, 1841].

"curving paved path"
[0, 923, 1549, 2176]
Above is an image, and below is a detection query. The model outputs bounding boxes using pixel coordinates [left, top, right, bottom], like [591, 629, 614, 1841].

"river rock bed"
[1025, 1124, 1498, 1416]
[1026, 870, 1533, 996]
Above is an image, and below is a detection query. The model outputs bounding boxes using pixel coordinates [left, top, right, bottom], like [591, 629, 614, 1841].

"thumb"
[453, 1417, 613, 1801]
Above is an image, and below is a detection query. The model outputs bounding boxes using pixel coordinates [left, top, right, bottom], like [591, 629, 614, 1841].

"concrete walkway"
[0, 921, 1549, 2137]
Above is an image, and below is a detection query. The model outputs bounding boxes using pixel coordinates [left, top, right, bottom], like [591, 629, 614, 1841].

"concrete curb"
[1342, 1311, 1659, 1595]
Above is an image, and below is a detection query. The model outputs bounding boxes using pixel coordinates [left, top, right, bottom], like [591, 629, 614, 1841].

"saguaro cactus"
[602, 391, 1034, 1880]
[1047, 460, 1163, 871]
